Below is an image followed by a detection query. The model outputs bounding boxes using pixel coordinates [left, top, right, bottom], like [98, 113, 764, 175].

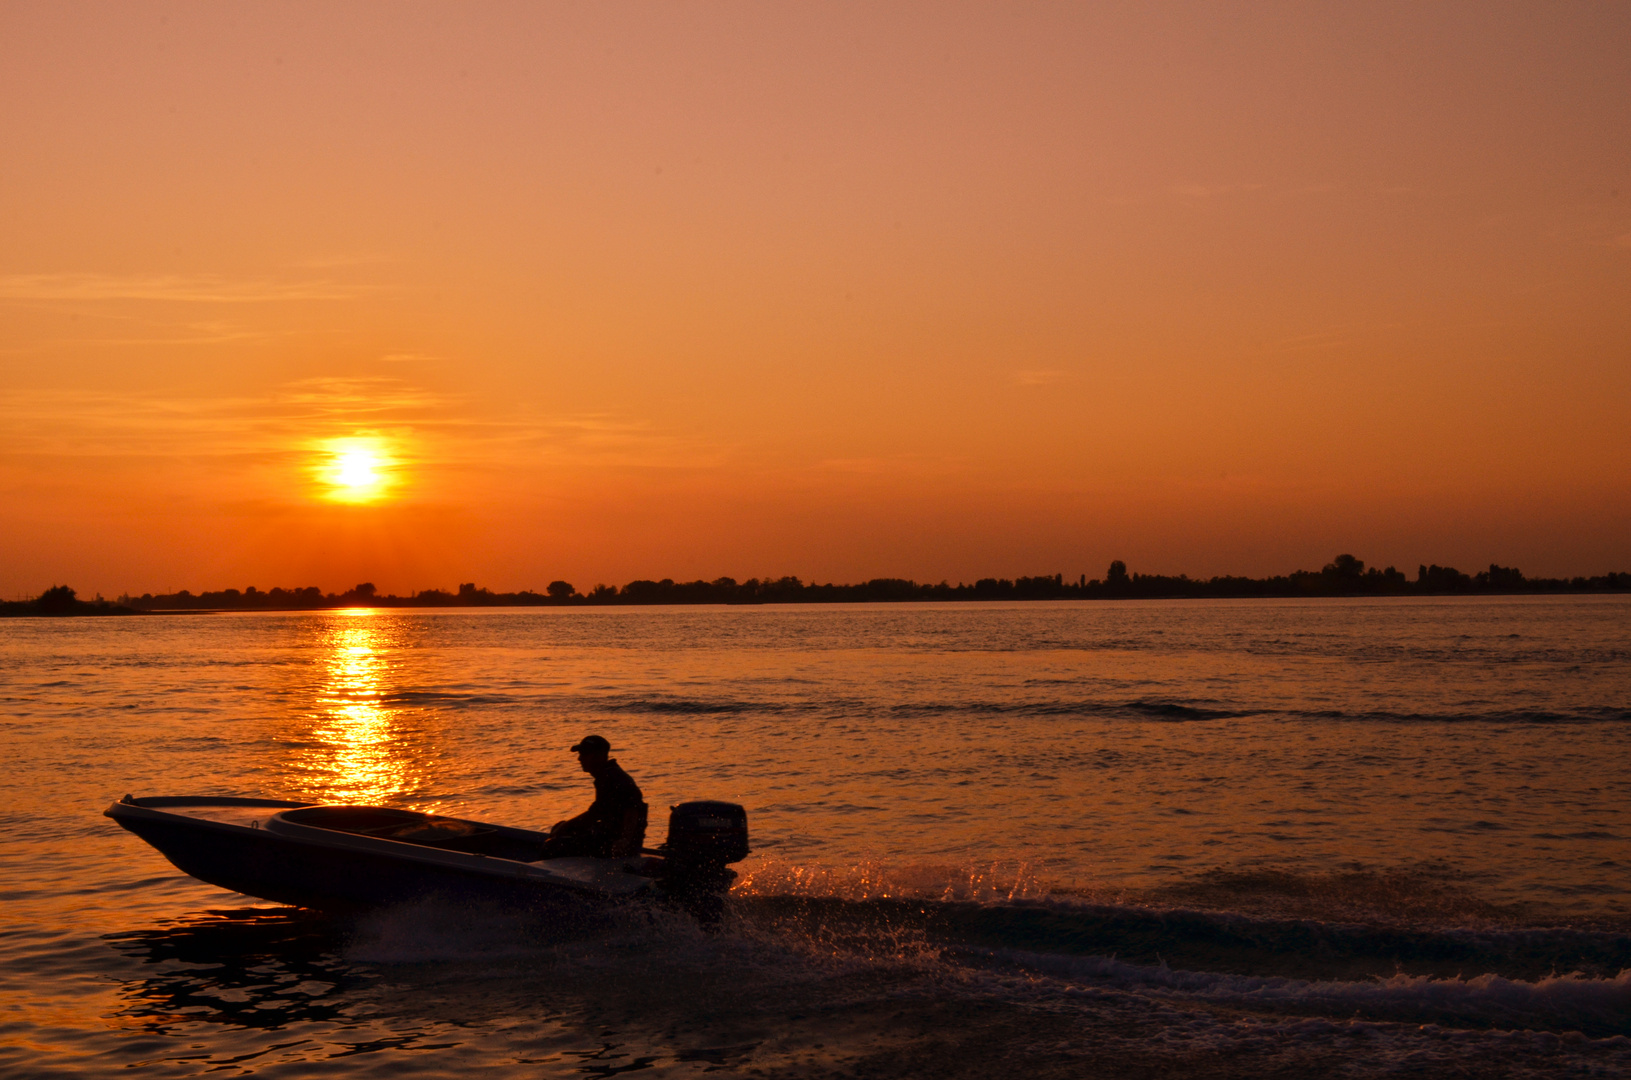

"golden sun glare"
[336, 450, 380, 490]
[319, 439, 395, 503]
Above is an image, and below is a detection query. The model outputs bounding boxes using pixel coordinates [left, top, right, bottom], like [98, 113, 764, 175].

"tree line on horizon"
[4, 555, 1629, 616]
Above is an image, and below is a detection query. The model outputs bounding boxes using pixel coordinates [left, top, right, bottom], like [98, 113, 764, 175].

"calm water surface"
[3, 598, 1629, 1077]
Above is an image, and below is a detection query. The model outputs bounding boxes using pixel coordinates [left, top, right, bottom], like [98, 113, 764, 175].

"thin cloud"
[275, 376, 451, 417]
[1167, 182, 1265, 199]
[0, 272, 357, 303]
[289, 253, 391, 269]
[0, 380, 729, 475]
[1115, 182, 1333, 207]
[809, 453, 974, 480]
[499, 412, 736, 470]
[0, 378, 462, 461]
[0, 323, 270, 354]
[1268, 330, 1352, 354]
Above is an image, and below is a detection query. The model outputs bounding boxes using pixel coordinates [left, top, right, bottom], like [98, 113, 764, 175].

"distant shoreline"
[5, 556, 1628, 617]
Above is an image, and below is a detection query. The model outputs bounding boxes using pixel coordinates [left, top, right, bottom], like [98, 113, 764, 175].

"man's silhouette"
[540, 735, 647, 858]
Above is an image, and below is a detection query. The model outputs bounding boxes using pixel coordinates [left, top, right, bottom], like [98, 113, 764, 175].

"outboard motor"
[664, 801, 750, 869]
[659, 801, 749, 917]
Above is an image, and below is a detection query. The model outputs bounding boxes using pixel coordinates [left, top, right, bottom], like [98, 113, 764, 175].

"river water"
[2, 598, 1629, 1077]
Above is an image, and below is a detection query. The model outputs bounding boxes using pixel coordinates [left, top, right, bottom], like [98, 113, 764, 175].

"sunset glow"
[291, 611, 421, 804]
[1, 5, 1626, 595]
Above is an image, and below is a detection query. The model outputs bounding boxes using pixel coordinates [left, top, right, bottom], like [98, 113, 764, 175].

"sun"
[335, 450, 380, 490]
[318, 438, 395, 503]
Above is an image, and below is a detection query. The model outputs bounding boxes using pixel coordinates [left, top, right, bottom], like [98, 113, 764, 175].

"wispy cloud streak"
[1015, 369, 1071, 386]
[0, 273, 357, 303]
[0, 379, 731, 486]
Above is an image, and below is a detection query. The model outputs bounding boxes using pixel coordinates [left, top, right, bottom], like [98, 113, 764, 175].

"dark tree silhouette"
[36, 584, 78, 614]
[1479, 564, 1526, 590]
[26, 553, 1624, 618]
[1324, 554, 1364, 579]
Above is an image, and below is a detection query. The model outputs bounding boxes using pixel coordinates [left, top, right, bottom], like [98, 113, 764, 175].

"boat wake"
[95, 877, 1631, 1080]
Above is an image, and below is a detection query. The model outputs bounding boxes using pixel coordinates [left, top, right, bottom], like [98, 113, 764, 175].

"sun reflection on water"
[303, 610, 416, 804]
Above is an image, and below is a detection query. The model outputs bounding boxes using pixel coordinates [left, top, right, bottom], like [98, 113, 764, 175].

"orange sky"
[2, 2, 1628, 596]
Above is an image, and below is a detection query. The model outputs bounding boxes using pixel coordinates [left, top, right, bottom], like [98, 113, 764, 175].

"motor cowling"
[663, 801, 750, 867]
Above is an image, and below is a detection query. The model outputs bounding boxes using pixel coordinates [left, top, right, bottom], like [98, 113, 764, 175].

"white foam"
[737, 854, 1055, 902]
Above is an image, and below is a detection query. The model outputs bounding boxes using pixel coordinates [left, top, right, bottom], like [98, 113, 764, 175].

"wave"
[605, 696, 769, 715]
[1300, 705, 1631, 725]
[738, 892, 1631, 982]
[293, 679, 1631, 726]
[735, 857, 1631, 986]
[992, 950, 1631, 1038]
[726, 882, 1631, 1036]
[379, 689, 525, 707]
[98, 896, 1631, 1051]
[1108, 699, 1247, 721]
[592, 693, 1628, 725]
[595, 695, 1252, 721]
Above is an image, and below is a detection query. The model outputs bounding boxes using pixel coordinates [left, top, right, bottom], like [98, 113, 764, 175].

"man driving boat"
[541, 735, 647, 858]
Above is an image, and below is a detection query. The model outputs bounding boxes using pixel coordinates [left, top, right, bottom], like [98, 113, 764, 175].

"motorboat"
[105, 795, 751, 919]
